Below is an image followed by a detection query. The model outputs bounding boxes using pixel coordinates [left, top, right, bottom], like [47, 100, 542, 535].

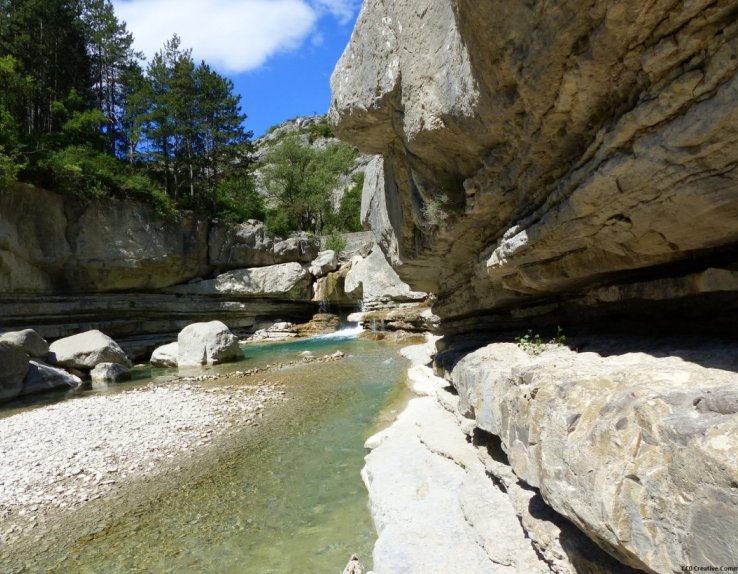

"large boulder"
[20, 361, 81, 397]
[344, 248, 425, 309]
[209, 220, 275, 269]
[308, 250, 338, 278]
[48, 330, 131, 370]
[90, 362, 131, 384]
[0, 341, 29, 402]
[0, 329, 49, 358]
[168, 262, 312, 300]
[150, 342, 179, 368]
[177, 321, 242, 367]
[450, 342, 738, 572]
[273, 233, 320, 264]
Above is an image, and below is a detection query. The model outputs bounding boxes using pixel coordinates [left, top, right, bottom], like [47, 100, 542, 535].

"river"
[3, 331, 412, 573]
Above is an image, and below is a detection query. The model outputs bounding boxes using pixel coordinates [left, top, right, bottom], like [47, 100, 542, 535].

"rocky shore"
[0, 379, 286, 561]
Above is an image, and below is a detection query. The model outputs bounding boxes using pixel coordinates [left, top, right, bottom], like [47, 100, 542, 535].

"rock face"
[449, 341, 738, 573]
[169, 262, 311, 299]
[0, 186, 210, 294]
[330, 0, 738, 335]
[177, 321, 242, 367]
[344, 248, 426, 310]
[48, 330, 130, 370]
[209, 220, 275, 269]
[273, 234, 321, 264]
[0, 342, 29, 401]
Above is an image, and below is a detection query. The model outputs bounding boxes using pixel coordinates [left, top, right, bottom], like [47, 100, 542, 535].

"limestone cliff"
[331, 2, 738, 572]
[330, 0, 738, 337]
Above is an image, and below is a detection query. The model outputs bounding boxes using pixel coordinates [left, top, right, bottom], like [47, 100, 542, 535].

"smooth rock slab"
[364, 387, 548, 573]
[177, 321, 241, 367]
[48, 330, 131, 370]
[21, 361, 82, 396]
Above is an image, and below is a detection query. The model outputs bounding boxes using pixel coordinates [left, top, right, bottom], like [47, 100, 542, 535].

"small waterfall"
[380, 319, 385, 333]
[318, 299, 329, 314]
[370, 319, 377, 333]
[355, 300, 365, 313]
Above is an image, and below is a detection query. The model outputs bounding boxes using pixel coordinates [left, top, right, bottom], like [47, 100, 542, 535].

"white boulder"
[309, 250, 338, 278]
[150, 342, 179, 368]
[177, 321, 241, 367]
[48, 330, 131, 370]
[0, 329, 49, 358]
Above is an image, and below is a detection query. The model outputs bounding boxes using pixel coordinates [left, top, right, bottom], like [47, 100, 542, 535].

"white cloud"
[113, 0, 357, 74]
[313, 0, 358, 24]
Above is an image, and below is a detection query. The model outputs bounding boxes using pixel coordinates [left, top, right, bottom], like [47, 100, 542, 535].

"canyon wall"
[330, 0, 738, 338]
[331, 1, 738, 572]
[0, 185, 321, 356]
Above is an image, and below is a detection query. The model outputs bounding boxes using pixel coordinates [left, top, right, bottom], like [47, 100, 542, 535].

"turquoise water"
[18, 334, 409, 573]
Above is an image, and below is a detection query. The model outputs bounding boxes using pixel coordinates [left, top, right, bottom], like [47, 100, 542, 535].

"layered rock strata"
[446, 340, 738, 572]
[330, 0, 738, 335]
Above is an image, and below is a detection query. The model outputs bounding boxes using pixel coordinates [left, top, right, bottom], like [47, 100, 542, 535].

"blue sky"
[112, 0, 360, 137]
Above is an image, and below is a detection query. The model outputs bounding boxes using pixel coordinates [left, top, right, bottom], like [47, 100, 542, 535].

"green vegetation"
[0, 0, 256, 220]
[423, 192, 450, 229]
[515, 326, 567, 356]
[260, 135, 359, 236]
[324, 228, 347, 253]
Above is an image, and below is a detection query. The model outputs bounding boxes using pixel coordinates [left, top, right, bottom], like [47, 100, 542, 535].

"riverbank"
[361, 339, 548, 573]
[0, 379, 285, 565]
[1, 336, 410, 573]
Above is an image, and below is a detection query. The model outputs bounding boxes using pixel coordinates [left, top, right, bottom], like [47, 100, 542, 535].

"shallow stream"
[6, 332, 411, 573]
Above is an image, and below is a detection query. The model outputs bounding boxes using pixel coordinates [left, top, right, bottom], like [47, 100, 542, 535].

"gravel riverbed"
[0, 380, 286, 554]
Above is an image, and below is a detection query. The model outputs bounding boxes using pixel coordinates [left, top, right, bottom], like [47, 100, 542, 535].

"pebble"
[0, 381, 286, 547]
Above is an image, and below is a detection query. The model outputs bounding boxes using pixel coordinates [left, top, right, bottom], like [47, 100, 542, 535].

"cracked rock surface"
[450, 340, 738, 572]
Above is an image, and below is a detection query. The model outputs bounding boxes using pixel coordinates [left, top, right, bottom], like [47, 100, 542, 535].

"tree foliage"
[0, 0, 258, 219]
[261, 135, 357, 235]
